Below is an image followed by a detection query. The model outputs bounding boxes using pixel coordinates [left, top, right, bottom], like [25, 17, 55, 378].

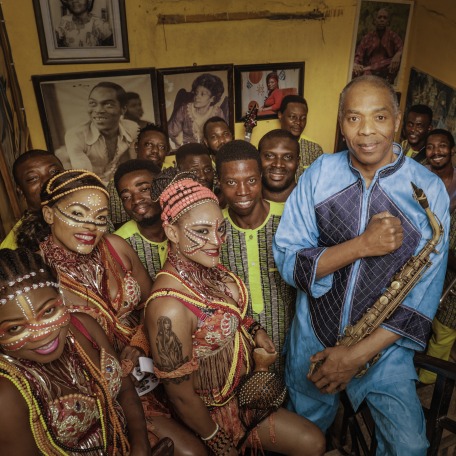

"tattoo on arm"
[155, 316, 190, 384]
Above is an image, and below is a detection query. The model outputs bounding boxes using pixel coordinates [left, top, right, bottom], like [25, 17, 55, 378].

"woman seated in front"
[0, 248, 151, 454]
[145, 173, 325, 455]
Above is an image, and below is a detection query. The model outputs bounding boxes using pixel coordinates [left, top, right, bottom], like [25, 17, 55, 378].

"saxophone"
[309, 182, 444, 377]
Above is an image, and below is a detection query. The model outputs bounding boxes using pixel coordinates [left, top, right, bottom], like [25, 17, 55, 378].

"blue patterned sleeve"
[273, 159, 333, 297]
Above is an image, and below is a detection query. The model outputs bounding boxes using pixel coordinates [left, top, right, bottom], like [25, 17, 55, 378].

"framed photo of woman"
[157, 65, 234, 150]
[32, 0, 129, 64]
[234, 62, 305, 122]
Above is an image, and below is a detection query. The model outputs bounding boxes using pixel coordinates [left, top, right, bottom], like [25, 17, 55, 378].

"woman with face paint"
[144, 173, 325, 456]
[0, 248, 151, 454]
[16, 170, 205, 455]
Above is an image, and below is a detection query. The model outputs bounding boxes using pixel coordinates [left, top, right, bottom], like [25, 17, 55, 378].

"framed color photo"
[234, 62, 305, 122]
[348, 0, 413, 88]
[157, 65, 234, 150]
[32, 0, 129, 64]
[405, 68, 456, 137]
[32, 68, 158, 180]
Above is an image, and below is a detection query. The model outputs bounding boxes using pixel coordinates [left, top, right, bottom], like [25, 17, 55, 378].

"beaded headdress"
[41, 169, 109, 207]
[0, 249, 59, 305]
[155, 172, 219, 225]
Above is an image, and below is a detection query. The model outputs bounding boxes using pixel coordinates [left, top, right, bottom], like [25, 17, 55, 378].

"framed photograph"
[32, 0, 129, 64]
[157, 64, 233, 150]
[32, 68, 158, 182]
[348, 0, 413, 88]
[405, 68, 456, 138]
[234, 62, 305, 121]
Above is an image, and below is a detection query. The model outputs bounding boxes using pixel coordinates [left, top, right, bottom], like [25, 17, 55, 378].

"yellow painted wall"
[0, 0, 455, 156]
[2, 0, 356, 154]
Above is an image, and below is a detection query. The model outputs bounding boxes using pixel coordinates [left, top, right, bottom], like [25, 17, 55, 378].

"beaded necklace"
[40, 236, 133, 347]
[167, 251, 235, 304]
[0, 333, 129, 455]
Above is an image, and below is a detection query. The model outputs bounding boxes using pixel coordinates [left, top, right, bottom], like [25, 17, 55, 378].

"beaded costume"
[40, 235, 169, 445]
[40, 235, 141, 351]
[0, 316, 128, 455]
[147, 263, 271, 452]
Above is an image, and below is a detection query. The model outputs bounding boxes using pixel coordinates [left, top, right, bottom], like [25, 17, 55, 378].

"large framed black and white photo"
[32, 0, 129, 64]
[32, 68, 158, 181]
[156, 64, 234, 150]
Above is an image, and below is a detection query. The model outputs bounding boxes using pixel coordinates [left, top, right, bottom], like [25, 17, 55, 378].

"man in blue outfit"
[273, 75, 450, 455]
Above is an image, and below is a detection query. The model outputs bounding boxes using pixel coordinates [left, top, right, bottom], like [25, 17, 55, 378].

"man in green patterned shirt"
[216, 140, 296, 377]
[419, 129, 456, 384]
[108, 124, 171, 230]
[113, 159, 168, 280]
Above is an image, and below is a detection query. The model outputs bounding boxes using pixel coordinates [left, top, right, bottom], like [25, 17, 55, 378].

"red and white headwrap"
[159, 177, 219, 226]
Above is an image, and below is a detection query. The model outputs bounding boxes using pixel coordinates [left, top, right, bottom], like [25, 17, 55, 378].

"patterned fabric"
[436, 209, 456, 328]
[354, 28, 403, 82]
[0, 331, 125, 454]
[168, 103, 226, 148]
[401, 140, 427, 164]
[297, 136, 324, 177]
[56, 14, 112, 47]
[274, 145, 449, 411]
[114, 220, 168, 280]
[220, 201, 296, 376]
[148, 268, 266, 451]
[107, 178, 130, 227]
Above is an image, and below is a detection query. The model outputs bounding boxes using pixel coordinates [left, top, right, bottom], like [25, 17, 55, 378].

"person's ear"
[16, 185, 23, 198]
[42, 205, 54, 225]
[164, 223, 179, 244]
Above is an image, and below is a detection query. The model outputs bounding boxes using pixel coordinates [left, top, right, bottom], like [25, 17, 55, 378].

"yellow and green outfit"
[419, 209, 456, 384]
[220, 201, 296, 377]
[297, 133, 323, 177]
[114, 220, 168, 280]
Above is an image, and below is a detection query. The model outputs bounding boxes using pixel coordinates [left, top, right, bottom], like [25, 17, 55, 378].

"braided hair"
[0, 248, 58, 305]
[16, 170, 108, 253]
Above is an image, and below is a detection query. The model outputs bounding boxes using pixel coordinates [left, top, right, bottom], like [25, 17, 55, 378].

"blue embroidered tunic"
[273, 145, 449, 410]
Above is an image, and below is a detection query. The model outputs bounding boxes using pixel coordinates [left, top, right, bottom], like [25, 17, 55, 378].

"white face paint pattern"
[181, 219, 226, 267]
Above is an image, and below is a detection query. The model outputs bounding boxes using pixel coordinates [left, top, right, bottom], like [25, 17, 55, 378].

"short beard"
[262, 177, 294, 194]
[138, 213, 162, 227]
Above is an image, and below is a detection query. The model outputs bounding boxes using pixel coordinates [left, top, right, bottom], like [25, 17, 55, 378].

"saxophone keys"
[391, 281, 401, 290]
[379, 296, 389, 305]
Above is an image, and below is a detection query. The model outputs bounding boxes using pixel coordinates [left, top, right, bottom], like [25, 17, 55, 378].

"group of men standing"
[4, 72, 455, 455]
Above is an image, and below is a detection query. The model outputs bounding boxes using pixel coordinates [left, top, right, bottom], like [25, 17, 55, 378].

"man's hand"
[255, 329, 276, 353]
[360, 211, 403, 257]
[307, 345, 362, 394]
[389, 53, 401, 73]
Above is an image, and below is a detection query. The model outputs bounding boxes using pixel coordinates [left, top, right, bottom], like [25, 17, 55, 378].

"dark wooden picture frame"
[32, 0, 129, 64]
[348, 0, 413, 88]
[234, 62, 305, 122]
[32, 68, 159, 180]
[156, 64, 234, 150]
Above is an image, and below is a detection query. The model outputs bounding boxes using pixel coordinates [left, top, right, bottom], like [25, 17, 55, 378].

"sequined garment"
[0, 332, 126, 455]
[40, 235, 141, 350]
[149, 265, 268, 451]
